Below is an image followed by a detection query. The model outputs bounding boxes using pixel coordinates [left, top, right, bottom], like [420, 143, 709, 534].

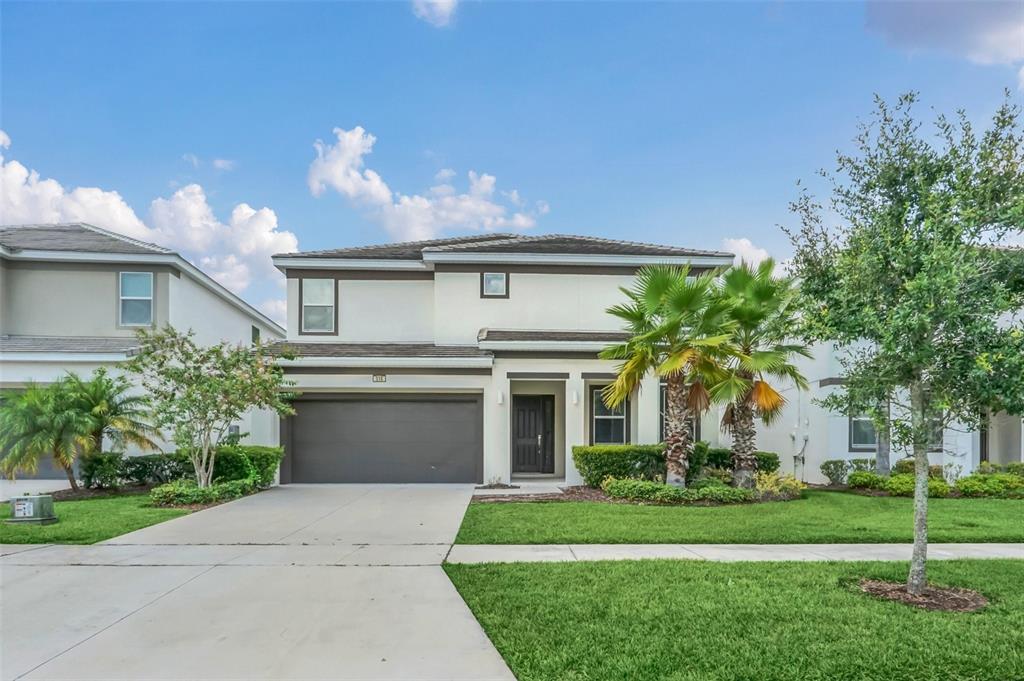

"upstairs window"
[481, 272, 508, 298]
[301, 278, 336, 333]
[592, 387, 628, 444]
[119, 272, 153, 326]
[251, 325, 260, 344]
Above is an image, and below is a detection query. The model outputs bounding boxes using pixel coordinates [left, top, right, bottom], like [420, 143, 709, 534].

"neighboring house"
[271, 232, 1024, 486]
[271, 234, 735, 485]
[0, 223, 285, 476]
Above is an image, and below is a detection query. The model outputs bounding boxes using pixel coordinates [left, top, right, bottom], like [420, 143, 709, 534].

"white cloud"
[866, 1, 1024, 87]
[0, 132, 296, 317]
[182, 152, 200, 168]
[722, 237, 771, 266]
[212, 158, 237, 171]
[412, 0, 457, 27]
[308, 125, 545, 241]
[0, 130, 10, 149]
[258, 298, 288, 326]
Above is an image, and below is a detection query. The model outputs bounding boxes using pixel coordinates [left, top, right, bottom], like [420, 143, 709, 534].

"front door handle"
[537, 433, 542, 451]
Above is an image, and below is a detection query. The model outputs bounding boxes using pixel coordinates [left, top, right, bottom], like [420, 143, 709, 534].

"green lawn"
[446, 559, 1024, 681]
[0, 493, 189, 544]
[456, 490, 1024, 544]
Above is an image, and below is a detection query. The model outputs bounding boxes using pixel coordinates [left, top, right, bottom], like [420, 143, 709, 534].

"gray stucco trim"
[284, 366, 492, 375]
[506, 372, 570, 379]
[820, 377, 846, 387]
[581, 372, 618, 379]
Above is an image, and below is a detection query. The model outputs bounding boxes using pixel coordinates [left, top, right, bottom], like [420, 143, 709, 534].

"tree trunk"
[875, 400, 891, 476]
[731, 399, 758, 489]
[663, 374, 692, 488]
[63, 463, 79, 492]
[907, 381, 929, 596]
[92, 431, 104, 456]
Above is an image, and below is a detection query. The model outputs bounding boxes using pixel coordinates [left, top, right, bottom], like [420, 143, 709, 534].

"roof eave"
[421, 252, 735, 267]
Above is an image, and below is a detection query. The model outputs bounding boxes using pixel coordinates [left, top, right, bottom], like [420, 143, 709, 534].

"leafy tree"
[710, 259, 811, 488]
[65, 368, 161, 456]
[601, 265, 734, 487]
[128, 327, 295, 488]
[786, 92, 1024, 595]
[0, 381, 92, 490]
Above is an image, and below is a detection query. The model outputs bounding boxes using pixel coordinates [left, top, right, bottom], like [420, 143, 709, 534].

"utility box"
[6, 495, 58, 525]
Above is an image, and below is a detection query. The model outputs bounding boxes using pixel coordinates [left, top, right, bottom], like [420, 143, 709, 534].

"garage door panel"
[285, 395, 483, 483]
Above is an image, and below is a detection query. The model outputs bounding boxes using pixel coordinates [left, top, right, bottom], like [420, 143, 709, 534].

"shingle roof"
[268, 342, 492, 358]
[0, 335, 142, 354]
[423, 234, 733, 258]
[0, 223, 172, 255]
[477, 329, 630, 343]
[276, 234, 522, 260]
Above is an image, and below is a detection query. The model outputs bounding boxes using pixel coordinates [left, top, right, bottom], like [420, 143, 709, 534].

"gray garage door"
[281, 394, 483, 483]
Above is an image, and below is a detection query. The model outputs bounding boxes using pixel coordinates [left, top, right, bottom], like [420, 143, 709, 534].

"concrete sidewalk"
[446, 542, 1024, 564]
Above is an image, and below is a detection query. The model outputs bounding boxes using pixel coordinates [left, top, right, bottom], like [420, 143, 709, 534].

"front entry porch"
[510, 380, 564, 479]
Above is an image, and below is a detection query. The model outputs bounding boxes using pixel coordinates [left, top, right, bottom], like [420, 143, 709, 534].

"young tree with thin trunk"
[786, 92, 1024, 595]
[128, 327, 295, 488]
[710, 259, 811, 489]
[601, 265, 734, 487]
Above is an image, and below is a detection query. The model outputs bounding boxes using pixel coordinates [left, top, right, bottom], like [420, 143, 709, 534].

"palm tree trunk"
[63, 463, 79, 492]
[731, 400, 758, 489]
[664, 374, 692, 488]
[92, 430, 104, 456]
[907, 381, 929, 596]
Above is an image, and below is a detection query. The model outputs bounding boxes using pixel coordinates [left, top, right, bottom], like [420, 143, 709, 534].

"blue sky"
[2, 1, 1021, 320]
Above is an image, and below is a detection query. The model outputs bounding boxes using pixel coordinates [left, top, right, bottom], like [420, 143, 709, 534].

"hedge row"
[80, 446, 283, 490]
[848, 470, 1024, 499]
[572, 442, 781, 488]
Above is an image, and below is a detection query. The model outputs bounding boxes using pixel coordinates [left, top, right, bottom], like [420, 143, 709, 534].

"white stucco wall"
[168, 273, 281, 346]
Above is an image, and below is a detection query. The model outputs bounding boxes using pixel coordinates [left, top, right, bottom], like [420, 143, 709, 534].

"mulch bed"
[859, 579, 989, 612]
[45, 484, 156, 502]
[474, 486, 616, 504]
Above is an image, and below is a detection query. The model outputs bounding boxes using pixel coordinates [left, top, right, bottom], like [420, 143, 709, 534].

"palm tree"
[600, 265, 734, 487]
[65, 368, 160, 456]
[0, 381, 93, 490]
[711, 259, 811, 488]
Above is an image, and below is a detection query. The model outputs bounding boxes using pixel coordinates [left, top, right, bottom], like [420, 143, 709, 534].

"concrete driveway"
[1, 485, 513, 681]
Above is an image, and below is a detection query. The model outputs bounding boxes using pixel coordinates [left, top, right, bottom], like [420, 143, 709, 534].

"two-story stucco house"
[0, 223, 285, 476]
[272, 233, 1024, 487]
[270, 234, 735, 485]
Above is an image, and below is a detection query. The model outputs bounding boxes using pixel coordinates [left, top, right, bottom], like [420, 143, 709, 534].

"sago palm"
[600, 264, 734, 487]
[711, 259, 811, 488]
[65, 368, 160, 455]
[0, 381, 93, 490]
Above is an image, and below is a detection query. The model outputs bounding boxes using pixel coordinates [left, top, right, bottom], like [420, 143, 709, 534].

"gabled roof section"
[423, 234, 733, 258]
[0, 335, 142, 356]
[276, 233, 522, 260]
[0, 223, 171, 255]
[477, 329, 630, 343]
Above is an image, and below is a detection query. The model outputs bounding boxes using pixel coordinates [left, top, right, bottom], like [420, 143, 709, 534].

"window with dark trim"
[849, 413, 877, 452]
[659, 383, 700, 442]
[300, 278, 336, 333]
[480, 272, 509, 298]
[591, 386, 628, 444]
[251, 325, 260, 344]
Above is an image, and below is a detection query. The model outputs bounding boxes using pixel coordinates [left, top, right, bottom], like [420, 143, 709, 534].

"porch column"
[635, 372, 661, 443]
[564, 374, 585, 485]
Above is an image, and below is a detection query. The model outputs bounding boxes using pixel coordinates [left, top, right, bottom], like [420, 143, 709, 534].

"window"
[849, 413, 877, 451]
[119, 272, 153, 326]
[251, 325, 260, 344]
[480, 272, 508, 298]
[592, 387, 628, 444]
[659, 383, 700, 442]
[301, 278, 335, 333]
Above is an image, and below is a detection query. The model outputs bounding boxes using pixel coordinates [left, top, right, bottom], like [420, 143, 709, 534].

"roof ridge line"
[72, 223, 174, 254]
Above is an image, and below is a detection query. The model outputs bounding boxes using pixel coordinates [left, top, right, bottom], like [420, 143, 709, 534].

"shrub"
[848, 458, 876, 473]
[121, 453, 192, 485]
[1007, 462, 1024, 477]
[754, 471, 805, 500]
[820, 459, 850, 485]
[884, 474, 950, 498]
[892, 458, 943, 479]
[150, 477, 258, 506]
[572, 445, 665, 487]
[214, 446, 283, 487]
[754, 451, 781, 473]
[688, 441, 709, 482]
[80, 452, 125, 489]
[955, 473, 1024, 498]
[976, 461, 1003, 475]
[848, 470, 886, 489]
[689, 477, 727, 490]
[705, 447, 732, 469]
[600, 477, 754, 504]
[702, 467, 734, 485]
